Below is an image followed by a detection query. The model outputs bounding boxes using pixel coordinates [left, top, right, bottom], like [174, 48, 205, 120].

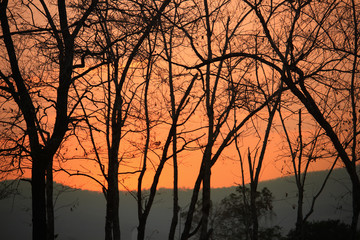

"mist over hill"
[0, 167, 356, 240]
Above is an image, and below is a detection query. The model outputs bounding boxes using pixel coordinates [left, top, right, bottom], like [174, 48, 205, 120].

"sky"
[0, 0, 349, 195]
[51, 128, 338, 192]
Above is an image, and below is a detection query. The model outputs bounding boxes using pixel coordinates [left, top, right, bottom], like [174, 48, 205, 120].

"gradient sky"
[50, 130, 338, 192]
[0, 0, 347, 194]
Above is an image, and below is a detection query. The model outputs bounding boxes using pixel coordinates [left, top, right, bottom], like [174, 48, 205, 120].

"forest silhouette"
[0, 0, 359, 239]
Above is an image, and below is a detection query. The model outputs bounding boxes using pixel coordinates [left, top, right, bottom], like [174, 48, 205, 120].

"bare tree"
[237, 0, 360, 238]
[0, 1, 99, 239]
[56, 1, 172, 239]
[241, 97, 280, 240]
[174, 1, 285, 239]
[135, 9, 201, 238]
[278, 107, 340, 240]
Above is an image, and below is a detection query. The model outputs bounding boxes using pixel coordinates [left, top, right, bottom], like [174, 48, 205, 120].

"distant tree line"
[0, 0, 359, 240]
[183, 185, 357, 240]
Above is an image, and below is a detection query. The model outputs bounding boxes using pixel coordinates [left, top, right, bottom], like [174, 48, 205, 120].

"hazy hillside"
[0, 167, 356, 240]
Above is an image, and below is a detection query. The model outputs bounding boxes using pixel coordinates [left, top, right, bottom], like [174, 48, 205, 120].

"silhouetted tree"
[278, 107, 341, 240]
[214, 186, 279, 240]
[183, 186, 282, 240]
[237, 82, 281, 240]
[58, 1, 172, 239]
[0, 1, 99, 239]
[238, 1, 360, 238]
[136, 5, 201, 238]
[176, 1, 263, 238]
[195, 0, 360, 238]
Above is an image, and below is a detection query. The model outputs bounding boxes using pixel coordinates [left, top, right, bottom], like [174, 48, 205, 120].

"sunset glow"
[1, 0, 359, 239]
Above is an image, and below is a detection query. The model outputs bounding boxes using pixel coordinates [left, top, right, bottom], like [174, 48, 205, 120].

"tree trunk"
[168, 186, 179, 240]
[249, 183, 258, 240]
[105, 152, 120, 240]
[32, 158, 47, 240]
[168, 133, 179, 240]
[46, 160, 54, 240]
[295, 186, 304, 240]
[137, 215, 146, 240]
[105, 183, 120, 240]
[180, 167, 203, 240]
[351, 183, 360, 240]
[285, 81, 360, 240]
[200, 162, 211, 240]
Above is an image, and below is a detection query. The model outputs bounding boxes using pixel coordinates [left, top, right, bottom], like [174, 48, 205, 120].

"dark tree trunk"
[137, 216, 146, 240]
[249, 183, 258, 240]
[106, 91, 121, 240]
[105, 166, 120, 240]
[351, 183, 360, 240]
[137, 133, 176, 240]
[32, 158, 47, 240]
[168, 181, 179, 240]
[181, 169, 203, 240]
[200, 159, 211, 240]
[46, 160, 54, 240]
[168, 131, 179, 240]
[295, 186, 304, 240]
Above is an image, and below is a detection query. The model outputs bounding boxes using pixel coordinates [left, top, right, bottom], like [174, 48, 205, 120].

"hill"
[0, 167, 356, 239]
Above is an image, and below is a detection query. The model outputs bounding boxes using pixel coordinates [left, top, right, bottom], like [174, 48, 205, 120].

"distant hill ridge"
[0, 167, 355, 239]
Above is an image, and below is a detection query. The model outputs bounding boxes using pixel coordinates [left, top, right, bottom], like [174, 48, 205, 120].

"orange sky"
[1, 0, 347, 194]
[50, 128, 339, 193]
